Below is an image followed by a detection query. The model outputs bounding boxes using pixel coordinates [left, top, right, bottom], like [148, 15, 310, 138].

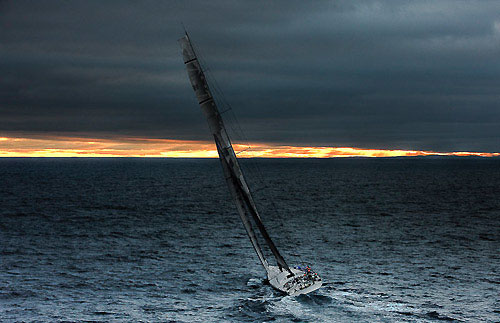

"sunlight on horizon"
[0, 136, 498, 158]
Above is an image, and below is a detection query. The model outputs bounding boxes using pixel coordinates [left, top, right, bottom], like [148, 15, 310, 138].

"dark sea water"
[1, 158, 499, 322]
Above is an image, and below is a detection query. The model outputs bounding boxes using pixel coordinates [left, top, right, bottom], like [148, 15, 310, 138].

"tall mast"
[178, 33, 292, 275]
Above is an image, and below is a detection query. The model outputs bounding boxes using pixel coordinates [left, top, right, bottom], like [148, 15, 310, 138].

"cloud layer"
[1, 1, 499, 152]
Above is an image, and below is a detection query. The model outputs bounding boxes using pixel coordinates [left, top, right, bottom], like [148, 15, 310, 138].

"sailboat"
[178, 33, 322, 296]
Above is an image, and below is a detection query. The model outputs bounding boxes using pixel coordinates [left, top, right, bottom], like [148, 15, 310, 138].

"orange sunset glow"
[0, 136, 498, 158]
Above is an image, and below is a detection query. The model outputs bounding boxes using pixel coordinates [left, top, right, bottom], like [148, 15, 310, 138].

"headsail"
[178, 33, 293, 275]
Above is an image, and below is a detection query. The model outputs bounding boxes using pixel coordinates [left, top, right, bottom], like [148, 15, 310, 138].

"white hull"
[267, 265, 322, 296]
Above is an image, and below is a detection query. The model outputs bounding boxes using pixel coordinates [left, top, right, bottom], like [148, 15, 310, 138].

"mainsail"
[178, 33, 292, 275]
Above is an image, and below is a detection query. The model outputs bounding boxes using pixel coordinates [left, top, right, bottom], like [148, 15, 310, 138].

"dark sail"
[179, 33, 292, 275]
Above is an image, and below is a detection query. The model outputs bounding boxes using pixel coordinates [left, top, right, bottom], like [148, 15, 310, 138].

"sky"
[1, 0, 499, 156]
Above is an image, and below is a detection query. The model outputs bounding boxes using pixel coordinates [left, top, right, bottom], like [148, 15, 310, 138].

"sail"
[179, 34, 292, 275]
[215, 139, 268, 269]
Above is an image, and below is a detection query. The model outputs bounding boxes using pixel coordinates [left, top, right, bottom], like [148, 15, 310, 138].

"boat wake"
[295, 293, 333, 306]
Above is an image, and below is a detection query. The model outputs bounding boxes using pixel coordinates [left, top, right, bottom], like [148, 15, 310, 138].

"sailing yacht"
[179, 33, 322, 296]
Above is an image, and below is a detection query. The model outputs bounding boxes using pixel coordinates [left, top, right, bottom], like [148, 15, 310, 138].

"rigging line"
[227, 121, 294, 264]
[186, 34, 236, 133]
[198, 66, 238, 135]
[235, 147, 252, 155]
[212, 92, 243, 148]
[193, 42, 269, 209]
[205, 75, 243, 140]
[211, 106, 284, 259]
[213, 99, 272, 210]
[201, 68, 249, 143]
[189, 35, 291, 261]
[187, 37, 247, 173]
[195, 65, 246, 150]
[188, 37, 248, 154]
[187, 35, 306, 269]
[203, 82, 250, 154]
[224, 128, 298, 265]
[185, 35, 296, 267]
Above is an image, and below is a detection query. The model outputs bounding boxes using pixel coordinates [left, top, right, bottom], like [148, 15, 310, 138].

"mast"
[179, 33, 293, 275]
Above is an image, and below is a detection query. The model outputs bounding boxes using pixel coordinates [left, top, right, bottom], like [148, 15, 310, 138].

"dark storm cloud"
[1, 0, 499, 151]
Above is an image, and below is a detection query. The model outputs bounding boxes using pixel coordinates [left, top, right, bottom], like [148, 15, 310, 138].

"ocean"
[1, 158, 499, 322]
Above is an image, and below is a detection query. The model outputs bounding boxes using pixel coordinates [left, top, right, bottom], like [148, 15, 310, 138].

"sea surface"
[1, 158, 499, 322]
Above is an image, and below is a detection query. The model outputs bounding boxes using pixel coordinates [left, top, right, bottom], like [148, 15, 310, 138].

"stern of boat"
[267, 265, 322, 296]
